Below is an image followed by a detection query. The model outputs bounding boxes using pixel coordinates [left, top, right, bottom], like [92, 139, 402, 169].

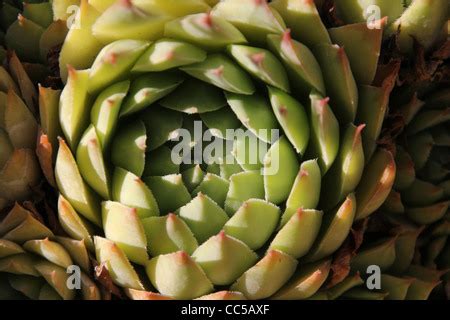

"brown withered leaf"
[373, 60, 401, 92]
[327, 219, 369, 288]
[44, 201, 65, 235]
[94, 261, 123, 299]
[322, 0, 344, 28]
[36, 130, 56, 187]
[400, 39, 450, 85]
[45, 44, 63, 89]
[431, 39, 450, 61]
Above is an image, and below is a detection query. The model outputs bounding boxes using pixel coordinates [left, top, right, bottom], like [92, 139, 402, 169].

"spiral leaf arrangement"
[0, 203, 101, 300]
[0, 0, 446, 300]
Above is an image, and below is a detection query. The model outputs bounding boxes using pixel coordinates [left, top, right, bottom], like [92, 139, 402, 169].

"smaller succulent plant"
[0, 203, 101, 300]
[0, 53, 41, 211]
[1, 0, 75, 82]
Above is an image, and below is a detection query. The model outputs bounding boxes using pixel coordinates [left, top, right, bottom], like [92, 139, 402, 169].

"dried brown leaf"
[36, 130, 56, 187]
[327, 219, 369, 288]
[94, 261, 123, 299]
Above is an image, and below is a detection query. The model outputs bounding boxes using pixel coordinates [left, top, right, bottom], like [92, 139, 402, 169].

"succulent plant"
[345, 88, 450, 300]
[0, 53, 41, 211]
[340, 8, 450, 300]
[0, 203, 101, 300]
[0, 0, 76, 82]
[43, 0, 410, 300]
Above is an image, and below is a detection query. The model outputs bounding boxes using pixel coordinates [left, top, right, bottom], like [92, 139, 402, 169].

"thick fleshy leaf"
[320, 124, 365, 210]
[164, 13, 247, 51]
[77, 125, 111, 199]
[407, 108, 450, 136]
[144, 174, 192, 214]
[200, 107, 241, 140]
[94, 236, 144, 290]
[228, 44, 290, 92]
[0, 239, 25, 258]
[402, 179, 444, 207]
[328, 22, 383, 85]
[327, 273, 364, 300]
[334, 0, 404, 25]
[212, 0, 285, 44]
[39, 86, 63, 153]
[226, 92, 279, 143]
[356, 85, 389, 161]
[192, 231, 258, 285]
[23, 239, 73, 269]
[177, 193, 229, 243]
[111, 120, 147, 177]
[355, 149, 396, 220]
[264, 136, 299, 205]
[281, 160, 322, 226]
[57, 195, 95, 252]
[394, 147, 416, 190]
[120, 73, 184, 117]
[133, 39, 206, 72]
[406, 201, 449, 225]
[307, 92, 340, 174]
[55, 139, 102, 226]
[223, 199, 280, 250]
[272, 259, 331, 300]
[146, 251, 213, 299]
[270, 0, 331, 48]
[88, 40, 150, 93]
[351, 237, 397, 272]
[304, 194, 356, 262]
[224, 171, 265, 215]
[233, 130, 267, 171]
[90, 81, 130, 152]
[160, 79, 226, 114]
[181, 54, 255, 95]
[192, 173, 229, 207]
[231, 250, 297, 300]
[59, 68, 91, 151]
[144, 146, 180, 177]
[92, 0, 170, 44]
[267, 31, 325, 96]
[34, 261, 76, 300]
[4, 90, 37, 149]
[313, 44, 358, 124]
[102, 201, 149, 265]
[268, 86, 310, 155]
[5, 15, 43, 63]
[133, 0, 210, 17]
[59, 0, 103, 82]
[112, 168, 160, 219]
[141, 105, 183, 151]
[143, 214, 198, 256]
[270, 208, 323, 258]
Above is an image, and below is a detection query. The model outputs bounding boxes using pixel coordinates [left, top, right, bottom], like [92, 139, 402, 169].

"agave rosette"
[39, 0, 448, 300]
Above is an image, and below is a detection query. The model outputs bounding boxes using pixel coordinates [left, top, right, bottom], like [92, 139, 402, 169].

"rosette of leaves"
[0, 203, 101, 300]
[0, 0, 78, 82]
[43, 0, 411, 300]
[334, 3, 450, 300]
[0, 53, 42, 211]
